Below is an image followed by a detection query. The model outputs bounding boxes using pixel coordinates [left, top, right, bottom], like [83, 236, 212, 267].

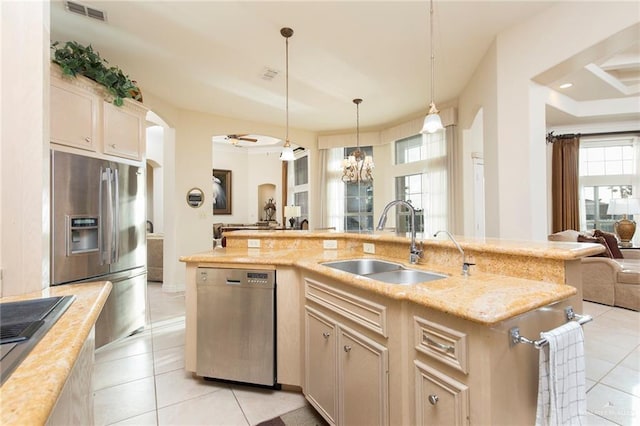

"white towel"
[535, 321, 587, 426]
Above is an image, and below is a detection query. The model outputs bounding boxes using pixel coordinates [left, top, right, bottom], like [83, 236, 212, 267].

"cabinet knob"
[343, 345, 352, 353]
[322, 332, 331, 339]
[85, 137, 91, 143]
[428, 394, 439, 405]
[110, 144, 117, 148]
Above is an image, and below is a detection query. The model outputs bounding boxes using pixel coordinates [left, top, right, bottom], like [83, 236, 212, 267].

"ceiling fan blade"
[238, 137, 258, 142]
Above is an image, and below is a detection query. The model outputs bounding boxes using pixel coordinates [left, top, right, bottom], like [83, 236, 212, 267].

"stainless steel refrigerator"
[51, 150, 147, 347]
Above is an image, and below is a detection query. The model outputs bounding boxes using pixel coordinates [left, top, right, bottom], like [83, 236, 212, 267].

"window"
[393, 131, 449, 234]
[343, 146, 374, 232]
[579, 137, 639, 234]
[395, 174, 424, 233]
[322, 146, 374, 232]
[288, 152, 309, 223]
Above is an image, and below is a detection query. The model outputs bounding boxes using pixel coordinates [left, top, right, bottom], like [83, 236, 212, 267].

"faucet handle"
[462, 262, 475, 276]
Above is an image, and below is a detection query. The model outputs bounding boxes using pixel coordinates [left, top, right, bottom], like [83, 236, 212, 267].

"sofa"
[548, 229, 640, 311]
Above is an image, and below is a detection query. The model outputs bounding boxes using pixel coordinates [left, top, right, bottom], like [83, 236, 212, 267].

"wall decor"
[213, 169, 232, 215]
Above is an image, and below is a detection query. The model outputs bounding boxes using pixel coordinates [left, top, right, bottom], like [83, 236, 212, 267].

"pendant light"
[341, 98, 374, 183]
[280, 27, 295, 161]
[421, 0, 444, 134]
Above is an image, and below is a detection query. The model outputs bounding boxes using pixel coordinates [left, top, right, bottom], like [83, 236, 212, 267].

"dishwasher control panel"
[196, 267, 275, 289]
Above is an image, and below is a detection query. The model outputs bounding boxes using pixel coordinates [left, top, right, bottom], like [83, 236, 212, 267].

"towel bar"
[509, 306, 593, 349]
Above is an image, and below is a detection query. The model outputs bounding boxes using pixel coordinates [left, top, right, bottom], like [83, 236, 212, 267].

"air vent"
[261, 67, 279, 81]
[65, 1, 107, 22]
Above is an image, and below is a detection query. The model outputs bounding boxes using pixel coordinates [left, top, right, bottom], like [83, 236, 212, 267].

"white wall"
[0, 1, 49, 296]
[457, 2, 640, 240]
[146, 125, 164, 233]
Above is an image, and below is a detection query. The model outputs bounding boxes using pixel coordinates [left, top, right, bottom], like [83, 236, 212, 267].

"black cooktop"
[0, 297, 65, 344]
[0, 295, 75, 385]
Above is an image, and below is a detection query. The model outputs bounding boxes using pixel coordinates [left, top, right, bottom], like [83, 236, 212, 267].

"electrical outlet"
[247, 239, 261, 248]
[363, 243, 375, 254]
[323, 239, 338, 249]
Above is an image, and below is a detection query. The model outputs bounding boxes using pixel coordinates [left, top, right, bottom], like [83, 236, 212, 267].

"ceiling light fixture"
[280, 27, 295, 162]
[342, 98, 374, 183]
[559, 83, 573, 89]
[421, 0, 443, 134]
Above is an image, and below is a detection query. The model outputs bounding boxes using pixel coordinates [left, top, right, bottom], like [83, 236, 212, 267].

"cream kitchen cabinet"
[50, 64, 147, 161]
[412, 315, 470, 426]
[103, 101, 144, 160]
[304, 277, 390, 426]
[50, 82, 99, 151]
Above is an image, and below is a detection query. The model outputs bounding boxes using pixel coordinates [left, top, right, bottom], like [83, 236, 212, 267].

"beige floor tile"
[93, 376, 157, 426]
[587, 383, 640, 426]
[585, 335, 638, 366]
[157, 388, 249, 426]
[587, 378, 597, 392]
[155, 368, 226, 409]
[153, 345, 185, 375]
[586, 356, 617, 382]
[109, 410, 158, 426]
[621, 347, 640, 371]
[231, 385, 307, 425]
[94, 351, 155, 391]
[583, 302, 613, 318]
[95, 331, 154, 364]
[601, 364, 640, 397]
[586, 411, 621, 425]
[152, 321, 186, 352]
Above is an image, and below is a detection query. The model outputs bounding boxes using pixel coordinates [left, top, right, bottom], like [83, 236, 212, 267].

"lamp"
[607, 197, 640, 247]
[284, 205, 301, 229]
[341, 98, 374, 183]
[420, 0, 443, 134]
[280, 27, 295, 162]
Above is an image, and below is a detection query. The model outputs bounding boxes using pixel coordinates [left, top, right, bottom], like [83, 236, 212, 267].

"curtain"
[552, 136, 580, 232]
[320, 148, 346, 231]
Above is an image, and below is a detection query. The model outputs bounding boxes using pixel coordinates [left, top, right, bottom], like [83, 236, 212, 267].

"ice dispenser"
[67, 216, 99, 255]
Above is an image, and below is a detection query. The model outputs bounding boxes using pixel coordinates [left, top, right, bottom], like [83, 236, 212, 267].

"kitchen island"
[0, 281, 112, 425]
[181, 230, 601, 425]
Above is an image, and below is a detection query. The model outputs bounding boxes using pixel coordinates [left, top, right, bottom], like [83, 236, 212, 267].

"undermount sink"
[321, 259, 447, 285]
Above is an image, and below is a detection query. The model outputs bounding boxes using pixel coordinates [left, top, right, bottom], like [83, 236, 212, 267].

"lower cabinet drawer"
[414, 360, 469, 426]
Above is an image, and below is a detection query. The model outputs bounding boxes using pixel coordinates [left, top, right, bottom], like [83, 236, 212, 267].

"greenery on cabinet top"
[51, 41, 142, 107]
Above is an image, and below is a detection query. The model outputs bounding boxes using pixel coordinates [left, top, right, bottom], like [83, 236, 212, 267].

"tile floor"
[93, 283, 640, 425]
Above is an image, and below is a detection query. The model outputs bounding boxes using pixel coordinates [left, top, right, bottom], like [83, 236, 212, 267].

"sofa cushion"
[617, 259, 640, 285]
[548, 229, 580, 242]
[593, 229, 624, 259]
[578, 235, 612, 257]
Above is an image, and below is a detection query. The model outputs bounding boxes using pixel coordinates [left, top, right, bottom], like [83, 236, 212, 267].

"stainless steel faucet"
[433, 230, 475, 276]
[377, 200, 423, 264]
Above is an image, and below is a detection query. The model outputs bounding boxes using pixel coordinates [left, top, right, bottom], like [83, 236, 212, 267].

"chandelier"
[341, 98, 374, 183]
[420, 0, 443, 134]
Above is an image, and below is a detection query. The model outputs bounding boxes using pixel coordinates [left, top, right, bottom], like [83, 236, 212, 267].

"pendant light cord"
[430, 0, 435, 105]
[285, 34, 289, 143]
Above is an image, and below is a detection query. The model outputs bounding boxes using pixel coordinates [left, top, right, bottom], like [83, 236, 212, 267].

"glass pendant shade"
[341, 98, 374, 183]
[421, 103, 444, 134]
[280, 144, 295, 161]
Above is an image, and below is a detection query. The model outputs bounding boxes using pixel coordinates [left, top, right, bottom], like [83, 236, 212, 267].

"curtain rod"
[546, 130, 640, 143]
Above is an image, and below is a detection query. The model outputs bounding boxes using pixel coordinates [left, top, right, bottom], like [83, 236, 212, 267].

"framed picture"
[212, 169, 232, 215]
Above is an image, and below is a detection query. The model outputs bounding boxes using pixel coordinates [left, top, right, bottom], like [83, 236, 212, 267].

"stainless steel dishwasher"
[196, 267, 277, 387]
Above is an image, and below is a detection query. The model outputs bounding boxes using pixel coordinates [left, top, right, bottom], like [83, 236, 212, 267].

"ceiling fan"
[226, 134, 258, 144]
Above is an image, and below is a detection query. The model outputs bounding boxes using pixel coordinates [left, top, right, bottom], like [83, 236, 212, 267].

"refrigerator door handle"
[104, 167, 116, 265]
[99, 167, 107, 266]
[113, 168, 120, 263]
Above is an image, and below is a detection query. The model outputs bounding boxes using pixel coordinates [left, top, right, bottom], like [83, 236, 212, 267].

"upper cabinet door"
[103, 101, 144, 161]
[50, 83, 99, 151]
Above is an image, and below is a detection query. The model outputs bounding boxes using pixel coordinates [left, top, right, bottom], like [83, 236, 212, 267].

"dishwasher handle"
[226, 279, 241, 285]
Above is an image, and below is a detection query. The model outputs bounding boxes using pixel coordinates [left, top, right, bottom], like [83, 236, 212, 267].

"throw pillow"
[578, 235, 612, 258]
[593, 229, 624, 259]
[548, 229, 580, 242]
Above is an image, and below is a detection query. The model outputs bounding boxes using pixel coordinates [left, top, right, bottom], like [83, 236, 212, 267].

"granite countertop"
[180, 247, 577, 325]
[213, 229, 604, 260]
[0, 281, 112, 425]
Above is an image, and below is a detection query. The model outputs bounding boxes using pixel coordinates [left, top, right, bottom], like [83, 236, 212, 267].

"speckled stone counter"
[179, 230, 601, 325]
[0, 281, 112, 425]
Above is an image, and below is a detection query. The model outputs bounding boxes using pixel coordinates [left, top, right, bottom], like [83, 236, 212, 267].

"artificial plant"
[51, 41, 142, 106]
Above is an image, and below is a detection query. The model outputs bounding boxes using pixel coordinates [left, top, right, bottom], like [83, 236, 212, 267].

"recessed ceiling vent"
[261, 67, 279, 81]
[65, 1, 107, 22]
